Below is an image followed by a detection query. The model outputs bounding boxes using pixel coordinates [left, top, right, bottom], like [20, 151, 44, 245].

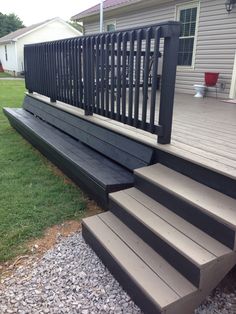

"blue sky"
[0, 0, 100, 26]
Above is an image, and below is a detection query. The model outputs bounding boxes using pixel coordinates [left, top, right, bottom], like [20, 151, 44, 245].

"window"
[5, 45, 8, 61]
[177, 3, 198, 67]
[105, 21, 116, 32]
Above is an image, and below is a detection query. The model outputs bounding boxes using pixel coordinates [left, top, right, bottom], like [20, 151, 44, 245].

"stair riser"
[82, 222, 162, 314]
[135, 175, 235, 249]
[155, 150, 236, 199]
[109, 199, 201, 287]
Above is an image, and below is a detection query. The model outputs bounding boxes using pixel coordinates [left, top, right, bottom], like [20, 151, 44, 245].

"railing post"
[85, 37, 93, 116]
[158, 23, 180, 144]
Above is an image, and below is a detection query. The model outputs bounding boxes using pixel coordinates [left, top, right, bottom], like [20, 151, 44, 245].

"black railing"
[24, 21, 180, 144]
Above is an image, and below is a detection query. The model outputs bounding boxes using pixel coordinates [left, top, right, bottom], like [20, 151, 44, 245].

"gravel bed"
[0, 231, 235, 314]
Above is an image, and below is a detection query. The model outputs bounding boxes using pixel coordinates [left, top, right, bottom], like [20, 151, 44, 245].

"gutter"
[71, 0, 143, 21]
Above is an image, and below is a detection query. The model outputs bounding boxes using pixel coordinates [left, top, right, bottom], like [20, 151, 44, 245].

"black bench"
[4, 95, 154, 207]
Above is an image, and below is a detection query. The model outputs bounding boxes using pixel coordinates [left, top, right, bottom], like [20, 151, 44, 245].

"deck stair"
[83, 164, 236, 314]
[3, 95, 236, 313]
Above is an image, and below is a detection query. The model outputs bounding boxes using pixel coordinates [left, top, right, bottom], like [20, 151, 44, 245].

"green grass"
[0, 72, 13, 78]
[0, 80, 86, 262]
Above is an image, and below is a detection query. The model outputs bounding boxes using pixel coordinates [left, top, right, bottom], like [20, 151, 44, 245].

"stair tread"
[135, 164, 236, 230]
[99, 211, 197, 297]
[110, 190, 219, 267]
[124, 187, 231, 257]
[83, 215, 194, 310]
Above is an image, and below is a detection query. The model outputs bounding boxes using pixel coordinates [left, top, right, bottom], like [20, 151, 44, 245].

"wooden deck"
[5, 92, 236, 314]
[171, 94, 236, 180]
[32, 92, 236, 180]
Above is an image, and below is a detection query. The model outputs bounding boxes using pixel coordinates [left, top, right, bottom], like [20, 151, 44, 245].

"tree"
[67, 20, 84, 34]
[0, 13, 25, 38]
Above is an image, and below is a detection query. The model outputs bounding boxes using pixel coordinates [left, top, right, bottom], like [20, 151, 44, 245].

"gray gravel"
[0, 231, 235, 314]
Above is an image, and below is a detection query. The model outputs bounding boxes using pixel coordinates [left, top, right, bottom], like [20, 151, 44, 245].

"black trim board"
[109, 198, 200, 287]
[82, 222, 162, 314]
[134, 174, 235, 250]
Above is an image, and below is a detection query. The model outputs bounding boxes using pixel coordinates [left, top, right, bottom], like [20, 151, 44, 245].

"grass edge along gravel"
[0, 80, 86, 263]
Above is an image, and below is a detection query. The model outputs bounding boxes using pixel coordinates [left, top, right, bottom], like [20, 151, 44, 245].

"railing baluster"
[121, 32, 128, 124]
[141, 28, 151, 130]
[133, 29, 142, 127]
[90, 37, 95, 113]
[68, 40, 73, 105]
[128, 31, 134, 125]
[110, 34, 115, 119]
[61, 41, 65, 103]
[58, 42, 63, 102]
[82, 38, 87, 110]
[85, 37, 91, 115]
[51, 43, 57, 102]
[95, 36, 100, 114]
[116, 32, 122, 121]
[66, 40, 71, 105]
[73, 39, 78, 107]
[78, 39, 83, 107]
[45, 43, 50, 98]
[105, 34, 110, 117]
[150, 27, 160, 133]
[100, 35, 105, 116]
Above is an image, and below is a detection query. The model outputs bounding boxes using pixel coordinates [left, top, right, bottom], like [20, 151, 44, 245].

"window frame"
[175, 1, 200, 71]
[104, 19, 116, 32]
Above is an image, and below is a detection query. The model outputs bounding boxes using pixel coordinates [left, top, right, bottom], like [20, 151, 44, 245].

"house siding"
[0, 20, 81, 75]
[83, 0, 236, 98]
[16, 20, 81, 74]
[0, 43, 17, 74]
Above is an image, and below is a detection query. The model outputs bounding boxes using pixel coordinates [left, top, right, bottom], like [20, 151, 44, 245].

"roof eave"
[71, 0, 142, 21]
[0, 39, 16, 45]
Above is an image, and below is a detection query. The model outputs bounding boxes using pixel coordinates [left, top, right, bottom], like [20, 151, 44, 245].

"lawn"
[0, 80, 86, 262]
[0, 72, 13, 78]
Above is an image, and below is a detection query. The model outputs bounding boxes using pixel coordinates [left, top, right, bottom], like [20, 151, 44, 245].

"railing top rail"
[24, 20, 180, 47]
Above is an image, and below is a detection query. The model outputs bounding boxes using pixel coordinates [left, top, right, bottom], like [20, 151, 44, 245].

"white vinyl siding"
[83, 0, 236, 98]
[0, 43, 17, 73]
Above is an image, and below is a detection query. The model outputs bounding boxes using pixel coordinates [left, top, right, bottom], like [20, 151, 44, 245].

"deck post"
[158, 23, 180, 144]
[85, 37, 93, 116]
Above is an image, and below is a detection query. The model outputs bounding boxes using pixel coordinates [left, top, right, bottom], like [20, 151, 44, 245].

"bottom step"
[82, 212, 197, 314]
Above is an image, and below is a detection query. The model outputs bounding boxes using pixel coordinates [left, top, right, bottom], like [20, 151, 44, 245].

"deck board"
[28, 93, 236, 180]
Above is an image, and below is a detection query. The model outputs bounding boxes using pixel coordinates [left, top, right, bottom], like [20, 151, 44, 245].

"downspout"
[100, 0, 104, 32]
[14, 41, 18, 77]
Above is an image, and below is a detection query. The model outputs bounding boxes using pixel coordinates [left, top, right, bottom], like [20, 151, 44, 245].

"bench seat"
[4, 108, 134, 207]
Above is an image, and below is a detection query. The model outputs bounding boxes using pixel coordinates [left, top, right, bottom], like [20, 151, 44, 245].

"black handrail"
[24, 21, 180, 144]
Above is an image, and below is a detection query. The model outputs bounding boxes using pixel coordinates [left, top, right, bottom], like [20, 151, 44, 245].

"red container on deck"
[204, 72, 219, 86]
